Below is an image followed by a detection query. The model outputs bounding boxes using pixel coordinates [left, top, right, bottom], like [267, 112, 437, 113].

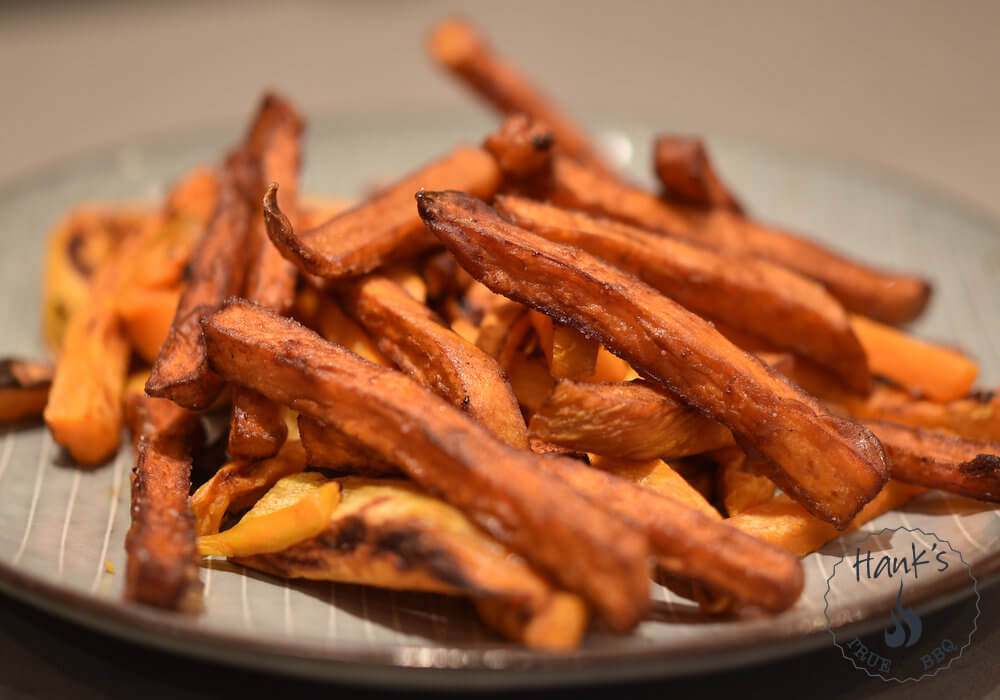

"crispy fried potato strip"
[654, 135, 743, 212]
[417, 191, 888, 527]
[528, 379, 733, 460]
[0, 359, 53, 423]
[123, 393, 204, 610]
[118, 286, 183, 364]
[230, 94, 305, 458]
[428, 18, 612, 174]
[496, 195, 871, 391]
[190, 439, 308, 536]
[865, 420, 1000, 501]
[297, 415, 401, 476]
[728, 481, 927, 557]
[202, 298, 651, 631]
[262, 146, 500, 280]
[341, 275, 528, 448]
[234, 474, 588, 650]
[544, 155, 931, 325]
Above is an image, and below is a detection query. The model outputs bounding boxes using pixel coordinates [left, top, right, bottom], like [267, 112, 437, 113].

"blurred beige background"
[1, 0, 998, 219]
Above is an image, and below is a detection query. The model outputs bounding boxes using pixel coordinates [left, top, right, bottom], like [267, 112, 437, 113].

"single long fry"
[654, 135, 743, 212]
[428, 18, 611, 174]
[341, 275, 528, 448]
[850, 314, 977, 402]
[545, 155, 931, 325]
[0, 359, 53, 423]
[417, 191, 888, 527]
[297, 415, 401, 476]
[190, 439, 308, 536]
[123, 393, 204, 609]
[528, 379, 733, 460]
[531, 453, 803, 612]
[865, 420, 1000, 501]
[229, 95, 305, 459]
[262, 146, 500, 280]
[235, 474, 588, 650]
[728, 481, 927, 558]
[496, 195, 870, 391]
[145, 167, 251, 409]
[202, 298, 651, 631]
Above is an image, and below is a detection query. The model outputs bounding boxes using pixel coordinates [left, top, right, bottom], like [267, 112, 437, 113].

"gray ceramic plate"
[0, 114, 997, 689]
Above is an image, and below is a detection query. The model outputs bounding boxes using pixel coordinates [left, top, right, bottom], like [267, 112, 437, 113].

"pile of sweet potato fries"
[3, 18, 996, 650]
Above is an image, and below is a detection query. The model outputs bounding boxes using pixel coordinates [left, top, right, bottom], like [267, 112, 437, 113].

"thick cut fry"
[202, 299, 651, 631]
[729, 481, 927, 557]
[145, 169, 251, 410]
[496, 195, 870, 391]
[865, 420, 1000, 501]
[191, 440, 308, 536]
[118, 286, 182, 364]
[297, 415, 401, 476]
[0, 359, 53, 423]
[341, 276, 528, 448]
[589, 455, 721, 519]
[262, 146, 501, 280]
[482, 113, 555, 178]
[123, 393, 204, 610]
[235, 474, 588, 650]
[528, 379, 733, 460]
[428, 18, 611, 174]
[418, 191, 889, 527]
[713, 448, 777, 516]
[545, 155, 931, 325]
[230, 95, 304, 459]
[531, 454, 803, 612]
[44, 251, 131, 465]
[850, 314, 977, 402]
[654, 135, 743, 212]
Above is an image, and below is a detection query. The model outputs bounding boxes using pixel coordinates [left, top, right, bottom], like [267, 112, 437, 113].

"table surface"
[1, 1, 997, 697]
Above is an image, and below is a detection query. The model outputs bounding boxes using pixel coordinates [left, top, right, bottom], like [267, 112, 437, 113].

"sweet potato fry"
[550, 323, 598, 380]
[850, 314, 977, 401]
[482, 113, 555, 178]
[312, 293, 389, 366]
[528, 379, 733, 460]
[864, 420, 1000, 501]
[233, 474, 588, 650]
[728, 481, 927, 557]
[118, 286, 182, 364]
[123, 393, 204, 610]
[297, 415, 400, 476]
[507, 356, 556, 415]
[262, 146, 501, 280]
[475, 298, 530, 360]
[341, 276, 528, 448]
[544, 155, 931, 325]
[229, 94, 305, 459]
[202, 298, 651, 630]
[0, 359, 53, 423]
[428, 18, 612, 174]
[495, 195, 870, 391]
[417, 191, 889, 527]
[190, 439, 308, 536]
[588, 454, 721, 519]
[532, 454, 803, 612]
[654, 135, 743, 212]
[713, 447, 777, 516]
[145, 165, 251, 410]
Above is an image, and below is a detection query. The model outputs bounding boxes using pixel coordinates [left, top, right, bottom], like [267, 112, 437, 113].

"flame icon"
[884, 580, 922, 649]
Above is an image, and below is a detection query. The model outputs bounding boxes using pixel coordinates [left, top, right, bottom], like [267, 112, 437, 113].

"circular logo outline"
[823, 526, 980, 683]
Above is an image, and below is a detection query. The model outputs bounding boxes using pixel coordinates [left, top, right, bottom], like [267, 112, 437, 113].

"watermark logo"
[824, 527, 979, 683]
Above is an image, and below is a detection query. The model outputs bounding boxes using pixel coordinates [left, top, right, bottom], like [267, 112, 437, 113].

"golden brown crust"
[428, 18, 612, 175]
[340, 275, 529, 448]
[544, 155, 931, 325]
[123, 394, 204, 610]
[262, 146, 501, 280]
[654, 135, 744, 212]
[417, 190, 889, 528]
[201, 298, 651, 630]
[496, 195, 871, 392]
[528, 379, 733, 459]
[865, 420, 1000, 501]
